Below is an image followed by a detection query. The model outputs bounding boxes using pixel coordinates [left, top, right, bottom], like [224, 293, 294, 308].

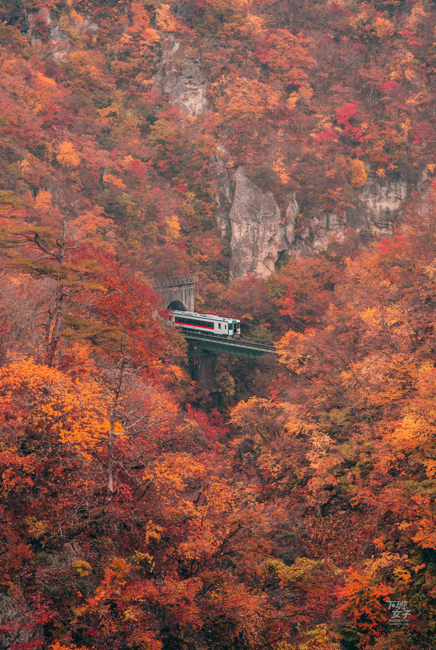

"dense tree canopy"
[2, 1, 436, 649]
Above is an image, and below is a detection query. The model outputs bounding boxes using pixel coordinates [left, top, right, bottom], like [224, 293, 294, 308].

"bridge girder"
[183, 332, 277, 359]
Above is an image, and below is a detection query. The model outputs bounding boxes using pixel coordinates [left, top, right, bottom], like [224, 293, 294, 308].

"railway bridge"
[183, 331, 276, 359]
[183, 331, 277, 407]
[152, 275, 277, 407]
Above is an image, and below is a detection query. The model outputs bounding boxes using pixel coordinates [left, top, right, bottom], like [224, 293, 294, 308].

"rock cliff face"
[154, 41, 413, 279]
[285, 177, 408, 258]
[155, 36, 210, 117]
[24, 11, 416, 281]
[27, 8, 97, 60]
[359, 178, 408, 233]
[220, 165, 410, 280]
[212, 147, 233, 236]
[0, 593, 43, 648]
[229, 168, 298, 279]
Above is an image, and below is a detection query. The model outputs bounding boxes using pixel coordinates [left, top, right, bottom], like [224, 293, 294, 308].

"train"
[171, 310, 241, 338]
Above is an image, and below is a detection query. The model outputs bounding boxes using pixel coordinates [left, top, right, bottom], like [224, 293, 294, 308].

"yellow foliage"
[360, 306, 383, 328]
[348, 11, 369, 31]
[50, 644, 87, 650]
[165, 214, 181, 239]
[373, 16, 394, 39]
[121, 154, 134, 170]
[341, 352, 413, 407]
[25, 516, 48, 539]
[240, 14, 265, 37]
[277, 624, 341, 650]
[376, 167, 386, 178]
[133, 550, 154, 565]
[283, 403, 333, 468]
[67, 51, 108, 89]
[401, 118, 411, 135]
[68, 210, 115, 251]
[19, 159, 31, 175]
[230, 396, 273, 428]
[35, 71, 57, 89]
[104, 173, 126, 189]
[0, 357, 113, 451]
[98, 105, 120, 125]
[34, 189, 52, 212]
[406, 1, 427, 29]
[350, 159, 367, 187]
[272, 155, 290, 185]
[298, 82, 313, 104]
[145, 520, 164, 545]
[69, 8, 85, 28]
[212, 76, 283, 123]
[276, 328, 313, 374]
[170, 364, 185, 381]
[56, 141, 80, 168]
[287, 92, 299, 109]
[142, 453, 206, 494]
[156, 4, 179, 32]
[73, 559, 93, 577]
[393, 566, 412, 585]
[406, 91, 429, 105]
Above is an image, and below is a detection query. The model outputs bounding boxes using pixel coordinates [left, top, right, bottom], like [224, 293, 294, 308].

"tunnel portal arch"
[152, 275, 198, 313]
[167, 300, 187, 311]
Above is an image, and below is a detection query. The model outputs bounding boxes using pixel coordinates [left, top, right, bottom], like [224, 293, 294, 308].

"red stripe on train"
[176, 322, 214, 329]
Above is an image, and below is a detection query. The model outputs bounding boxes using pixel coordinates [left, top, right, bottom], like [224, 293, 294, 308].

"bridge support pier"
[188, 343, 221, 410]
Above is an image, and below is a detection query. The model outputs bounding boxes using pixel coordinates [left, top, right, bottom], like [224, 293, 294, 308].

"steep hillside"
[2, 2, 436, 650]
[2, 0, 436, 289]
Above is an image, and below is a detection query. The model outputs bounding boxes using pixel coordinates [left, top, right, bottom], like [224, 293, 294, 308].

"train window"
[176, 316, 214, 328]
[218, 323, 221, 329]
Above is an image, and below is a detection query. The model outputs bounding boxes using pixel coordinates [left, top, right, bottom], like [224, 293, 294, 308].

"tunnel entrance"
[167, 300, 187, 311]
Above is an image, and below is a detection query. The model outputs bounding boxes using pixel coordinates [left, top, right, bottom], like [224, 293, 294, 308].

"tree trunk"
[44, 219, 66, 368]
[107, 349, 127, 497]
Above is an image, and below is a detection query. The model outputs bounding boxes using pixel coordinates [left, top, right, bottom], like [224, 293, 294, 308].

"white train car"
[171, 311, 241, 338]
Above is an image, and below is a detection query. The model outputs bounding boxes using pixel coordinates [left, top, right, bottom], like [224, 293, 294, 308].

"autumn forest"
[2, 0, 436, 649]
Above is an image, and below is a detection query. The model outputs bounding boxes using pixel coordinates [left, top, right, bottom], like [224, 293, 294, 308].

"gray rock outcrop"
[27, 8, 98, 61]
[227, 167, 409, 279]
[212, 147, 233, 236]
[229, 168, 298, 279]
[359, 177, 408, 233]
[155, 36, 210, 117]
[288, 177, 408, 257]
[0, 594, 43, 649]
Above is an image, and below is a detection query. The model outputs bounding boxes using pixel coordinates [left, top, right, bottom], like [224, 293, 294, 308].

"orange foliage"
[3, 1, 436, 648]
